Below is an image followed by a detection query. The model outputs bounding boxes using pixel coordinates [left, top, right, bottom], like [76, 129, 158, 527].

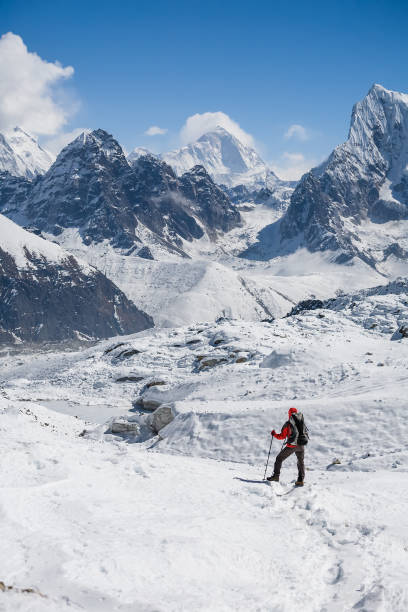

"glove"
[271, 430, 276, 437]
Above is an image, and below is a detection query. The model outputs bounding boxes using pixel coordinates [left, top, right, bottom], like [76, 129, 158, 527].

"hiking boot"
[266, 475, 279, 482]
[295, 480, 304, 487]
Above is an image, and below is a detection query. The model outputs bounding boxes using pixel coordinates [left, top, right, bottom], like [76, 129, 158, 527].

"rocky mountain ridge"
[0, 214, 153, 343]
[0, 129, 241, 258]
[278, 84, 408, 265]
[129, 126, 295, 209]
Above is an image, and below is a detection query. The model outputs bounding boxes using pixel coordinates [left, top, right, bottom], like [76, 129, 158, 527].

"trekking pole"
[263, 436, 273, 480]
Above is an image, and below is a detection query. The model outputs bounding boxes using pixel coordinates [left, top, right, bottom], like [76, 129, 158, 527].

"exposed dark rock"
[198, 356, 228, 370]
[287, 299, 325, 317]
[278, 85, 408, 265]
[145, 380, 167, 389]
[115, 375, 145, 383]
[179, 165, 241, 237]
[115, 348, 141, 359]
[0, 132, 241, 257]
[224, 182, 294, 211]
[399, 325, 408, 338]
[383, 243, 408, 261]
[137, 246, 154, 260]
[0, 243, 153, 344]
[104, 342, 126, 354]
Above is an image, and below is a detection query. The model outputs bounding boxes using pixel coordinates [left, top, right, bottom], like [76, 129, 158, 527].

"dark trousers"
[273, 445, 305, 480]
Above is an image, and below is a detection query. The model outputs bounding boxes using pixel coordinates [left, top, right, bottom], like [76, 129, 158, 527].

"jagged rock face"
[126, 155, 204, 247]
[0, 130, 241, 255]
[224, 181, 295, 212]
[23, 130, 138, 248]
[179, 165, 241, 235]
[0, 171, 32, 217]
[161, 126, 293, 203]
[0, 215, 153, 344]
[134, 128, 294, 210]
[280, 84, 408, 264]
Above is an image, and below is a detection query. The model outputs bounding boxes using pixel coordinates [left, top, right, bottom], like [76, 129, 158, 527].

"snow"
[49, 209, 386, 329]
[2, 87, 408, 611]
[1, 280, 408, 609]
[0, 214, 77, 269]
[4, 399, 407, 612]
[161, 126, 286, 191]
[0, 127, 54, 178]
[326, 83, 408, 217]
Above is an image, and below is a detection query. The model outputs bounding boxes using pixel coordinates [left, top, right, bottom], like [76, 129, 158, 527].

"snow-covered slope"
[0, 211, 67, 268]
[0, 127, 54, 178]
[0, 214, 153, 343]
[1, 277, 408, 610]
[278, 84, 408, 267]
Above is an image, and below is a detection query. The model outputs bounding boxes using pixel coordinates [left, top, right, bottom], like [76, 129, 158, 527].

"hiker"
[267, 407, 308, 486]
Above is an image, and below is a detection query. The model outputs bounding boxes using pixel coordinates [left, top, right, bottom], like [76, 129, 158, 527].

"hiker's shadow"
[234, 477, 268, 485]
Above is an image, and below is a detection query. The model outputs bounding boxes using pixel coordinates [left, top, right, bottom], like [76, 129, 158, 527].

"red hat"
[288, 407, 297, 417]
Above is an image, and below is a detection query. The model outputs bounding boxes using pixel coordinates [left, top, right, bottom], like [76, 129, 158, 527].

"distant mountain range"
[129, 126, 295, 208]
[1, 84, 408, 343]
[0, 129, 241, 258]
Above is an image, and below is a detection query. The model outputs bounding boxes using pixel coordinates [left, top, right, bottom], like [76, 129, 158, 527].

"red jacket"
[272, 424, 297, 447]
[272, 407, 298, 448]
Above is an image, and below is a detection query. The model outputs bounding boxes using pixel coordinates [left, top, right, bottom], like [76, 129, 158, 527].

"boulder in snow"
[150, 405, 175, 433]
[198, 355, 228, 370]
[111, 419, 140, 435]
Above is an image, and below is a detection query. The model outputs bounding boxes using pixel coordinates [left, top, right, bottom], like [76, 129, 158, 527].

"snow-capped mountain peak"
[162, 126, 276, 188]
[62, 129, 126, 161]
[0, 126, 54, 179]
[348, 83, 408, 153]
[276, 83, 408, 267]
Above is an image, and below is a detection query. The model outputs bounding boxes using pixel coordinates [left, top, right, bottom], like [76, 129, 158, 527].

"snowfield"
[1, 280, 408, 610]
[47, 204, 386, 328]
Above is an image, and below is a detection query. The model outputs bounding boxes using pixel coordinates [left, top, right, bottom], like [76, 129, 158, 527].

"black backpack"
[289, 412, 309, 446]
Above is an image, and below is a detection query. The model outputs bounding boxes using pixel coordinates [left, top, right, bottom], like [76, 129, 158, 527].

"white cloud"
[270, 152, 317, 181]
[0, 32, 75, 136]
[145, 125, 168, 136]
[180, 111, 255, 148]
[43, 128, 90, 155]
[284, 124, 309, 141]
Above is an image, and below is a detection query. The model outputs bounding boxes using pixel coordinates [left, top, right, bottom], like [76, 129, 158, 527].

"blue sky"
[1, 0, 407, 178]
